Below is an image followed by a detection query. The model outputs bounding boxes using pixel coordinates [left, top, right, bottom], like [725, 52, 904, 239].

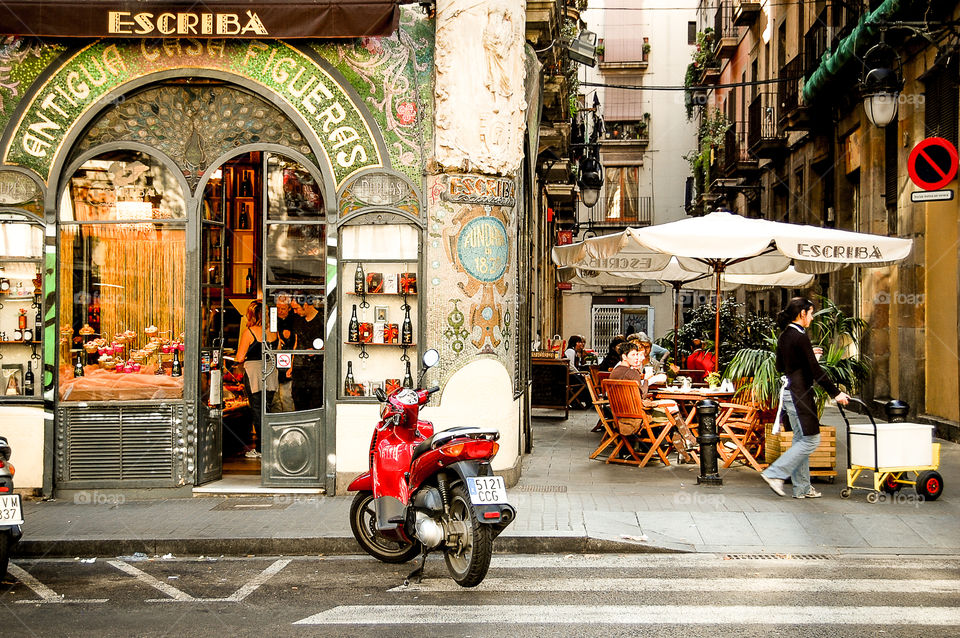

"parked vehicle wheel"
[915, 470, 943, 501]
[0, 532, 9, 580]
[443, 483, 492, 587]
[881, 473, 903, 494]
[866, 491, 879, 504]
[840, 488, 852, 499]
[349, 491, 421, 563]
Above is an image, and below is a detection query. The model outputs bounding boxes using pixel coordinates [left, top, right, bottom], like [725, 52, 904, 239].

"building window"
[884, 123, 898, 217]
[688, 21, 696, 45]
[603, 166, 640, 223]
[923, 63, 959, 147]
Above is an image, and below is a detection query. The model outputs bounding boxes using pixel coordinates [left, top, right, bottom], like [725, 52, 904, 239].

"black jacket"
[776, 324, 840, 436]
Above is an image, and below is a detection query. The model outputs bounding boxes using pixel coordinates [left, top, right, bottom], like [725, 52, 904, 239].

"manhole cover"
[512, 485, 567, 493]
[211, 498, 291, 511]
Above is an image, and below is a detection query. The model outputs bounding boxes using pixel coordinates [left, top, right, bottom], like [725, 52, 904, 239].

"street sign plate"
[276, 353, 292, 369]
[907, 137, 958, 191]
[910, 190, 954, 203]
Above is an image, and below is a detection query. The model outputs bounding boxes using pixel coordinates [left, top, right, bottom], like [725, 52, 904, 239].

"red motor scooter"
[347, 349, 515, 587]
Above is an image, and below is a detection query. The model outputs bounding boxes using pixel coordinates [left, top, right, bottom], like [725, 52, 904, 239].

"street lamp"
[861, 42, 902, 128]
[578, 156, 603, 207]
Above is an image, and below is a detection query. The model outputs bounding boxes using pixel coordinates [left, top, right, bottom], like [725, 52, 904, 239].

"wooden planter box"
[764, 424, 837, 478]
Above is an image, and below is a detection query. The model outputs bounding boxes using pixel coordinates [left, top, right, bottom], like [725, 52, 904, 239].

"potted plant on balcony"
[595, 42, 604, 62]
[642, 38, 651, 62]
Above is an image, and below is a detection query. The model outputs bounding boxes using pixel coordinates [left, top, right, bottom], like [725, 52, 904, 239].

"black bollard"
[696, 398, 722, 485]
[885, 400, 909, 423]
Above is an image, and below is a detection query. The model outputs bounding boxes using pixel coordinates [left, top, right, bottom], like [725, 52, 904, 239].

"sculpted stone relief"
[434, 0, 527, 177]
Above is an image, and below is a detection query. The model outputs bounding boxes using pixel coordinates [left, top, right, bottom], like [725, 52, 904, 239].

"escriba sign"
[0, 1, 400, 39]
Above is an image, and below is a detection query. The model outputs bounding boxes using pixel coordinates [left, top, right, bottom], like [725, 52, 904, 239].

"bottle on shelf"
[238, 205, 250, 229]
[24, 361, 34, 396]
[402, 361, 414, 388]
[354, 262, 365, 294]
[34, 307, 42, 340]
[18, 308, 27, 331]
[348, 304, 360, 343]
[245, 268, 254, 295]
[211, 234, 221, 261]
[401, 306, 413, 345]
[344, 360, 355, 394]
[171, 349, 182, 377]
[74, 354, 84, 378]
[239, 170, 253, 198]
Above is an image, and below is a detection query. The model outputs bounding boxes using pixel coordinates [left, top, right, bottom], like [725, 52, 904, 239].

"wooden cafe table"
[651, 386, 736, 429]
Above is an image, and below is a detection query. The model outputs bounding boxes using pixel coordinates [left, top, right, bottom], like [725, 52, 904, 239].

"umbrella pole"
[713, 265, 724, 371]
[673, 282, 681, 366]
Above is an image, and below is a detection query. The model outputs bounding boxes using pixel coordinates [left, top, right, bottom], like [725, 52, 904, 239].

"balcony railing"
[603, 121, 650, 142]
[747, 92, 784, 153]
[714, 0, 739, 57]
[588, 196, 653, 227]
[721, 122, 755, 175]
[804, 13, 828, 79]
[778, 56, 804, 119]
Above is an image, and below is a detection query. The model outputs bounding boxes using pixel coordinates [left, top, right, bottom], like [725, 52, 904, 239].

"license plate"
[466, 476, 507, 505]
[0, 494, 22, 525]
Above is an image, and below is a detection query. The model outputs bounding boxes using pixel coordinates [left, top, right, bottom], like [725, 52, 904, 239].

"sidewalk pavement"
[16, 406, 960, 558]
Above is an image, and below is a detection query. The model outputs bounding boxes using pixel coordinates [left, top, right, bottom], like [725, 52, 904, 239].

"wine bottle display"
[354, 263, 364, 294]
[238, 206, 250, 229]
[171, 349, 182, 377]
[401, 307, 413, 345]
[35, 307, 42, 338]
[24, 361, 34, 396]
[402, 361, 413, 388]
[245, 268, 254, 295]
[74, 354, 84, 378]
[348, 305, 360, 343]
[344, 360, 355, 394]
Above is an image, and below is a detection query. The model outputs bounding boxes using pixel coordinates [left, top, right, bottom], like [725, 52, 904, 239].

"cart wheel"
[880, 473, 902, 494]
[840, 488, 852, 499]
[824, 476, 836, 484]
[915, 470, 943, 501]
[866, 491, 879, 504]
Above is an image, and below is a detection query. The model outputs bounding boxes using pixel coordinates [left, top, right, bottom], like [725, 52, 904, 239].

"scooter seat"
[412, 426, 500, 460]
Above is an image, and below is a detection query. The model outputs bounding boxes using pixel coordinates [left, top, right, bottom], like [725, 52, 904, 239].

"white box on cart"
[848, 422, 934, 467]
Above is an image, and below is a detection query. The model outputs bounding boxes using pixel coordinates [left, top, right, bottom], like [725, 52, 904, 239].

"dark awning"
[0, 1, 406, 39]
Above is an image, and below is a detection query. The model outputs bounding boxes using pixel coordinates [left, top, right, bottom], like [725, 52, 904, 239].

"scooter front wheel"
[349, 491, 421, 563]
[443, 483, 492, 587]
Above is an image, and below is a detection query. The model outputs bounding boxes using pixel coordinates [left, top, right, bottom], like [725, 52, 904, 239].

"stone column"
[423, 0, 528, 481]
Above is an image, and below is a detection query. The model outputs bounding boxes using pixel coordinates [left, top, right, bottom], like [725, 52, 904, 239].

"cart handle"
[837, 396, 880, 472]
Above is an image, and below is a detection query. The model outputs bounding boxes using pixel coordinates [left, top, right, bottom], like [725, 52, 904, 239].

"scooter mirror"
[375, 388, 387, 402]
[422, 349, 440, 368]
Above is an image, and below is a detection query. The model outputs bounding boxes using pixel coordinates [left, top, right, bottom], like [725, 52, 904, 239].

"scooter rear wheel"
[0, 532, 9, 580]
[349, 491, 421, 563]
[443, 483, 492, 588]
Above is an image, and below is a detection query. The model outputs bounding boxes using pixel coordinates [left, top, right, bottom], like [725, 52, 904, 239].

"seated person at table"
[635, 332, 670, 372]
[611, 342, 695, 453]
[564, 334, 588, 409]
[598, 335, 626, 372]
[686, 338, 717, 374]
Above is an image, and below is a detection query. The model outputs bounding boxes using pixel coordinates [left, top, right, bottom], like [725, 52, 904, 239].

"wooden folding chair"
[602, 379, 681, 467]
[716, 402, 767, 472]
[584, 375, 618, 458]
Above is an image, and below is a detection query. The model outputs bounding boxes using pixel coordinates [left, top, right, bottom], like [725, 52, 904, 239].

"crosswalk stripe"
[391, 577, 960, 593]
[295, 604, 960, 626]
[489, 555, 960, 570]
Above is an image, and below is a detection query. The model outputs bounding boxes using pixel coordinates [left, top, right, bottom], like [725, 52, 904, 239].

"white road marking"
[489, 554, 960, 570]
[392, 577, 960, 593]
[147, 558, 292, 603]
[9, 564, 108, 604]
[294, 604, 960, 626]
[108, 559, 196, 601]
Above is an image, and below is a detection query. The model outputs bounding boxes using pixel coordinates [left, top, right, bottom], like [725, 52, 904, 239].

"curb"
[15, 534, 687, 559]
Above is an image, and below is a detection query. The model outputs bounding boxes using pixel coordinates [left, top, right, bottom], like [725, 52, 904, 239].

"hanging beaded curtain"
[59, 224, 185, 361]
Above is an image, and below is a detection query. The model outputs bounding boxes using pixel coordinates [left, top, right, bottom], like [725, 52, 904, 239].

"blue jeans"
[763, 389, 821, 497]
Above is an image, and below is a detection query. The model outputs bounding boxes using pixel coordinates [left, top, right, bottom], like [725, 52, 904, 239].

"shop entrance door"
[197, 178, 227, 485]
[260, 153, 330, 488]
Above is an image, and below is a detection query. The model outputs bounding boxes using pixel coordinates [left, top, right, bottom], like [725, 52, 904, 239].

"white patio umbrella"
[554, 209, 912, 365]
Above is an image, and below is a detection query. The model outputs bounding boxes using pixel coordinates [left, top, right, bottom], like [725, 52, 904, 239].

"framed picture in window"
[2, 363, 23, 396]
[374, 306, 389, 323]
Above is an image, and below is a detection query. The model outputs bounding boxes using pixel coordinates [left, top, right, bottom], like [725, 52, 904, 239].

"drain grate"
[512, 485, 568, 493]
[724, 553, 832, 560]
[211, 498, 292, 511]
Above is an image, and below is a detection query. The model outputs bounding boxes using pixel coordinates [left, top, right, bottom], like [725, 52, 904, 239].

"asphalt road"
[2, 553, 959, 637]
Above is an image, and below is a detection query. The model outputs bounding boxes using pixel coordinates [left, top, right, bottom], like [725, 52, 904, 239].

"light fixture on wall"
[861, 42, 903, 128]
[575, 93, 604, 209]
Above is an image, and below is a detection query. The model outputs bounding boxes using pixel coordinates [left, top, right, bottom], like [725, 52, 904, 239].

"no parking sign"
[908, 137, 958, 200]
[276, 353, 292, 369]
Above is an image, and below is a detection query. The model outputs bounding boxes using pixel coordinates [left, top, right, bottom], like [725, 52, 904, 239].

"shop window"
[0, 213, 44, 400]
[339, 222, 419, 399]
[58, 151, 186, 401]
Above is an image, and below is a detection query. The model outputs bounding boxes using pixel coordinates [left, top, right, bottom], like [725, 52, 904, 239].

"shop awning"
[0, 1, 409, 39]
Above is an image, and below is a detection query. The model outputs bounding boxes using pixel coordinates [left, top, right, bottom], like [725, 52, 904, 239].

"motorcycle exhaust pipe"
[414, 511, 444, 548]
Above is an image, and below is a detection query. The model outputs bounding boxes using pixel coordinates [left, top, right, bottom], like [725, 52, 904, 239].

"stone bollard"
[696, 399, 722, 485]
[885, 400, 909, 423]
